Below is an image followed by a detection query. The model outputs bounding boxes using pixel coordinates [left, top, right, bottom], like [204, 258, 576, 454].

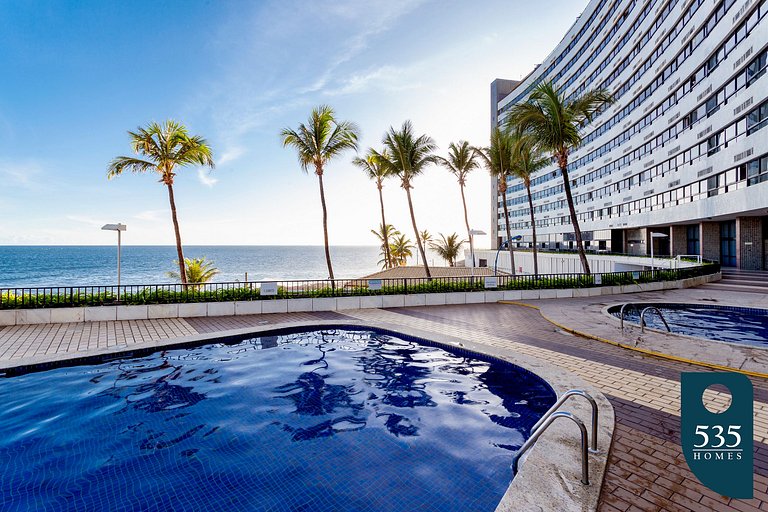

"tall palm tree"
[281, 105, 360, 281]
[167, 257, 219, 285]
[429, 233, 466, 267]
[417, 229, 432, 266]
[434, 141, 480, 266]
[390, 234, 414, 267]
[108, 120, 214, 284]
[506, 80, 614, 274]
[475, 128, 517, 276]
[354, 149, 392, 268]
[378, 121, 436, 278]
[510, 131, 549, 276]
[371, 223, 400, 269]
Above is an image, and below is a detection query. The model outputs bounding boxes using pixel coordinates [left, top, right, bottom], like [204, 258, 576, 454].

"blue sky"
[0, 0, 586, 247]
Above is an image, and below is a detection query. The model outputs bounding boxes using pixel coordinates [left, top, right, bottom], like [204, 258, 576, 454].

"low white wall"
[469, 249, 687, 275]
[0, 273, 719, 327]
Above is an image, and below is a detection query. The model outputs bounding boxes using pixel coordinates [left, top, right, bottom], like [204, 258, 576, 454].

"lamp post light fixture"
[102, 223, 126, 301]
[649, 232, 669, 271]
[468, 229, 486, 276]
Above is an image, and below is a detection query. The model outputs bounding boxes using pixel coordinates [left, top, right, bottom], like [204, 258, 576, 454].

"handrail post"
[640, 306, 670, 332]
[532, 389, 599, 453]
[513, 411, 590, 485]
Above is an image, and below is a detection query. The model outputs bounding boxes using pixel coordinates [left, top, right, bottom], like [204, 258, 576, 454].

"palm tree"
[475, 128, 517, 275]
[167, 257, 219, 285]
[354, 149, 392, 268]
[506, 80, 614, 274]
[371, 223, 400, 269]
[434, 141, 480, 266]
[429, 233, 466, 267]
[281, 105, 360, 281]
[378, 121, 436, 278]
[510, 131, 549, 276]
[417, 229, 432, 266]
[390, 234, 414, 267]
[108, 120, 214, 284]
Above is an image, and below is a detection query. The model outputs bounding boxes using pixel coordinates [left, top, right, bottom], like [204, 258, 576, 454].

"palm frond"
[281, 106, 360, 175]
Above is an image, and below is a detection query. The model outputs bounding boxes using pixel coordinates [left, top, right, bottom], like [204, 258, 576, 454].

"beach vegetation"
[433, 141, 480, 266]
[354, 149, 394, 269]
[508, 129, 549, 276]
[429, 233, 466, 267]
[281, 105, 360, 281]
[371, 223, 400, 269]
[107, 120, 214, 285]
[505, 80, 614, 275]
[167, 257, 219, 285]
[475, 128, 517, 275]
[389, 233, 415, 267]
[376, 121, 436, 278]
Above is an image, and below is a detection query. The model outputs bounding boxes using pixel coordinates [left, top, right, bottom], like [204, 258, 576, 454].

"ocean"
[0, 246, 385, 288]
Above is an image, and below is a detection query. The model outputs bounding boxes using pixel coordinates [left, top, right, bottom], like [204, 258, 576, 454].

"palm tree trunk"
[560, 163, 591, 274]
[317, 172, 335, 282]
[377, 184, 392, 269]
[526, 182, 539, 276]
[460, 183, 474, 268]
[501, 186, 516, 276]
[166, 183, 187, 284]
[405, 187, 431, 278]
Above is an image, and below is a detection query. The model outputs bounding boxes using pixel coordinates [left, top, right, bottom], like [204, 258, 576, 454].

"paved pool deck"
[0, 289, 766, 511]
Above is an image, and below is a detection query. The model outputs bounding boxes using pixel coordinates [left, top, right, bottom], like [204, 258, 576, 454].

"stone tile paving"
[0, 303, 766, 511]
[0, 318, 197, 361]
[519, 287, 768, 374]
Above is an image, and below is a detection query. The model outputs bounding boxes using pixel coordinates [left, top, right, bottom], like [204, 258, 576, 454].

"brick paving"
[0, 303, 766, 511]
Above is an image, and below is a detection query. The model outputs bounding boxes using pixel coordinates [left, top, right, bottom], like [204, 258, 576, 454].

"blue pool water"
[0, 328, 555, 512]
[610, 303, 768, 347]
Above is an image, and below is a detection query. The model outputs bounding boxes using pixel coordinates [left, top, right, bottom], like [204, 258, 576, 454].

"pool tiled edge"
[0, 317, 614, 512]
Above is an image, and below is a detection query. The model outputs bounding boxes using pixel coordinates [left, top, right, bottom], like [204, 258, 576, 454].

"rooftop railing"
[0, 262, 719, 310]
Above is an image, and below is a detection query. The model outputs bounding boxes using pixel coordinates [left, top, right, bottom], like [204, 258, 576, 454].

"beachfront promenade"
[1, 289, 767, 511]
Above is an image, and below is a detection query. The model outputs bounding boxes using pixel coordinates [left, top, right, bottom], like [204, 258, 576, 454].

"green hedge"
[0, 266, 716, 309]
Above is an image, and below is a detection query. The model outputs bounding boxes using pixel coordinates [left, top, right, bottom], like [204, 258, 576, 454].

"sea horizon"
[0, 245, 399, 288]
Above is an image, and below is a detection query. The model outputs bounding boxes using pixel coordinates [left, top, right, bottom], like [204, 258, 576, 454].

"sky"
[0, 0, 587, 248]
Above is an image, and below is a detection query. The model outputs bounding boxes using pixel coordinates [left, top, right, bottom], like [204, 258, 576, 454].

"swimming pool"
[0, 327, 556, 512]
[609, 303, 768, 347]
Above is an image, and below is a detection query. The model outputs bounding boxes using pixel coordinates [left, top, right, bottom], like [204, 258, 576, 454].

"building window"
[686, 225, 700, 255]
[720, 221, 737, 267]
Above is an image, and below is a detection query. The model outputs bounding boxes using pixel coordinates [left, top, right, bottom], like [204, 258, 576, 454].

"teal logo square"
[681, 373, 753, 498]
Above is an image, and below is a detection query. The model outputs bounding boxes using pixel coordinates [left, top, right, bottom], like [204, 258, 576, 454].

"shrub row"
[0, 266, 715, 309]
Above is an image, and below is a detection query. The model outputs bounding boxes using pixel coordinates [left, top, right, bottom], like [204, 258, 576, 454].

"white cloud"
[0, 160, 43, 189]
[133, 210, 166, 222]
[218, 145, 246, 165]
[197, 168, 219, 187]
[323, 65, 419, 96]
[65, 215, 105, 228]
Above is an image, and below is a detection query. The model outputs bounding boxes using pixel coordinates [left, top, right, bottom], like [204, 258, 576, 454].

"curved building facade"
[492, 0, 768, 269]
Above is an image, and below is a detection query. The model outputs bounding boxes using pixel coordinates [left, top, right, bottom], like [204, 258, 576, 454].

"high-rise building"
[492, 0, 768, 270]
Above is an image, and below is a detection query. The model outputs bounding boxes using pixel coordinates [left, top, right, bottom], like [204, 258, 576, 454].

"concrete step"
[699, 282, 768, 293]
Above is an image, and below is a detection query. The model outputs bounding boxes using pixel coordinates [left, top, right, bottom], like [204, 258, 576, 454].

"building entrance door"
[720, 221, 736, 267]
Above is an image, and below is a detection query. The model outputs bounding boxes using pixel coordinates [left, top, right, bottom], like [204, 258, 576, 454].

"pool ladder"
[511, 389, 599, 486]
[619, 304, 671, 333]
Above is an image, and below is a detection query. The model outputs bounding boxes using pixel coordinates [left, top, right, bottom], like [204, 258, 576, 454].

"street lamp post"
[102, 223, 127, 301]
[468, 229, 486, 276]
[649, 232, 669, 272]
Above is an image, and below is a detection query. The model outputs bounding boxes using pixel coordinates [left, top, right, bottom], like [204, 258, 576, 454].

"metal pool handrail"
[512, 411, 590, 485]
[619, 303, 640, 330]
[531, 389, 599, 453]
[640, 307, 671, 333]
